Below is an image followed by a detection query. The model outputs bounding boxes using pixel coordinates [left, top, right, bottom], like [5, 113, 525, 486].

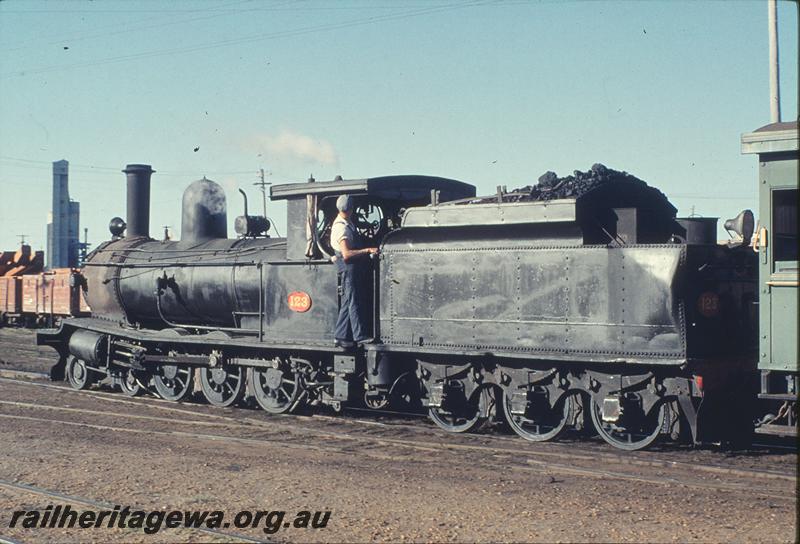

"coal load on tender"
[464, 163, 671, 204]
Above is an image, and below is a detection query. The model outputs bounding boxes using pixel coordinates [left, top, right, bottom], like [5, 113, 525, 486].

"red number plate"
[697, 292, 720, 318]
[287, 291, 312, 313]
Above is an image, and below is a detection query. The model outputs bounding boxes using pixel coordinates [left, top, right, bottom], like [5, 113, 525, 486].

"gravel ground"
[0, 327, 55, 376]
[0, 327, 797, 543]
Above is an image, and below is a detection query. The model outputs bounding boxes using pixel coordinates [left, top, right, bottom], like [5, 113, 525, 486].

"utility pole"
[253, 168, 271, 218]
[16, 234, 27, 246]
[163, 225, 171, 241]
[768, 0, 781, 123]
[77, 228, 90, 267]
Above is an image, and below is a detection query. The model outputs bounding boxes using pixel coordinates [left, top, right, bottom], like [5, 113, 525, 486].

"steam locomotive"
[37, 160, 771, 451]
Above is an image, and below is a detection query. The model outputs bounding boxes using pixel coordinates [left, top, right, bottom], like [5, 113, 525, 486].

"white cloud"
[248, 130, 339, 167]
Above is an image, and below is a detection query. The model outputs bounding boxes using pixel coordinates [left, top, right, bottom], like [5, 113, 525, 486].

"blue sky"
[0, 0, 797, 251]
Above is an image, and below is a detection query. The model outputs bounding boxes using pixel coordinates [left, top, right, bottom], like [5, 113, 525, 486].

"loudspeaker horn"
[724, 209, 754, 244]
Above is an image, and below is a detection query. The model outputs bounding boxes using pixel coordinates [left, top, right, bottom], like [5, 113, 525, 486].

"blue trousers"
[334, 265, 369, 342]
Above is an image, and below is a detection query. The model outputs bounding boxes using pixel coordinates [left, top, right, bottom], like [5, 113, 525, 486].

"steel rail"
[0, 410, 793, 502]
[3, 374, 797, 467]
[1, 377, 795, 486]
[2, 374, 797, 460]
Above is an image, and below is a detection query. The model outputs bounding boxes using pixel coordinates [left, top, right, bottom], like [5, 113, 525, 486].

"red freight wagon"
[0, 276, 22, 315]
[20, 269, 90, 326]
[0, 246, 89, 327]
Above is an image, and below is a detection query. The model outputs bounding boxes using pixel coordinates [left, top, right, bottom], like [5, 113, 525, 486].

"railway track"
[0, 377, 795, 501]
[0, 409, 793, 501]
[1, 374, 795, 470]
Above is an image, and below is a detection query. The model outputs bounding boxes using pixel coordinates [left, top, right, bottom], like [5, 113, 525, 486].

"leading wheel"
[66, 356, 94, 390]
[504, 390, 580, 442]
[200, 366, 244, 407]
[247, 366, 301, 414]
[590, 395, 669, 451]
[153, 364, 194, 401]
[429, 385, 492, 433]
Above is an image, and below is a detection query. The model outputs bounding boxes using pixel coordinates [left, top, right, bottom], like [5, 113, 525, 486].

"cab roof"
[270, 175, 476, 202]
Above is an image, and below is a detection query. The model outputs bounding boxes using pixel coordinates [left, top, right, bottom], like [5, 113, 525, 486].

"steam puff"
[252, 131, 339, 166]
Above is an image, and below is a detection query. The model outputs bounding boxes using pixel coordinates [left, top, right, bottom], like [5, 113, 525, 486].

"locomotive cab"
[264, 175, 476, 344]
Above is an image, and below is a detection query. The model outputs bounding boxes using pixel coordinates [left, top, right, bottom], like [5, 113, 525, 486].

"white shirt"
[330, 215, 355, 253]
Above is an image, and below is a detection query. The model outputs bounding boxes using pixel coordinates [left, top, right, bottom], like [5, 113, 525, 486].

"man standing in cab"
[331, 195, 379, 348]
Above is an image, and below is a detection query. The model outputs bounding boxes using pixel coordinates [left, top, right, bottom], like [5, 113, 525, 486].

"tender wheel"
[590, 395, 669, 451]
[153, 364, 194, 401]
[504, 390, 580, 442]
[119, 369, 142, 397]
[429, 385, 491, 433]
[66, 356, 93, 390]
[200, 366, 244, 407]
[247, 366, 301, 414]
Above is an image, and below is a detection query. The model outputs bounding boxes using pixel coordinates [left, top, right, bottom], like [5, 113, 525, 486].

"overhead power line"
[0, 0, 282, 52]
[669, 194, 755, 201]
[0, 156, 257, 177]
[0, 1, 468, 13]
[0, 0, 498, 79]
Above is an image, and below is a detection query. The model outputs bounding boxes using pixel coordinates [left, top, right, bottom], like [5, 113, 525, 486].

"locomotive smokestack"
[123, 164, 154, 238]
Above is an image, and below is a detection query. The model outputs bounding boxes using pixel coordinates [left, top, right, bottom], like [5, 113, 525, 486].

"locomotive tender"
[38, 162, 761, 450]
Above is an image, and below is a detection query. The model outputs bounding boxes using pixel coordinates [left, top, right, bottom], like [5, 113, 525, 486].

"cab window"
[773, 188, 798, 264]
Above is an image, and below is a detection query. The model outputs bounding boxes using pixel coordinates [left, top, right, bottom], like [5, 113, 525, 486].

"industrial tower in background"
[46, 160, 81, 269]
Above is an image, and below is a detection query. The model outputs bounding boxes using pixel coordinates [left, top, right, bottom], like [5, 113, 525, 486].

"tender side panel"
[381, 244, 686, 362]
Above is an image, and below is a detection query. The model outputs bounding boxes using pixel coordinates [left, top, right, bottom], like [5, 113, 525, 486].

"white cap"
[336, 194, 353, 212]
